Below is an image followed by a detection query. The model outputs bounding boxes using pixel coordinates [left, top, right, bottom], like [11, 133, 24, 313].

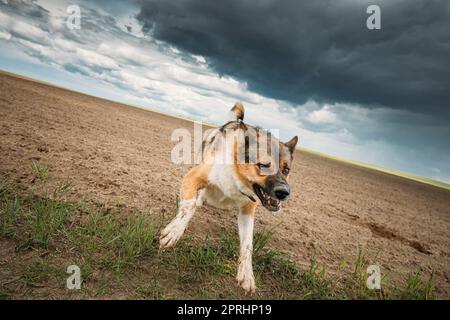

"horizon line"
[1, 68, 449, 191]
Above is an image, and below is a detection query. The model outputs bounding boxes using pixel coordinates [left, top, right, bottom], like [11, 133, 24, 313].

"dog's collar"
[240, 191, 256, 202]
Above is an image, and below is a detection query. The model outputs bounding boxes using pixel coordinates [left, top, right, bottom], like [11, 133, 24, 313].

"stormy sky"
[0, 0, 449, 182]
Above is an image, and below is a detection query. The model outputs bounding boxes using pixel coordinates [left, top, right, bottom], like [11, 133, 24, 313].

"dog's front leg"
[160, 166, 206, 249]
[236, 202, 256, 294]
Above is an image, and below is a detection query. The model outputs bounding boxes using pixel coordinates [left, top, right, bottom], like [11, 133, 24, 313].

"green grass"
[77, 211, 156, 271]
[21, 260, 62, 287]
[31, 161, 49, 183]
[134, 280, 166, 299]
[0, 183, 74, 246]
[398, 269, 435, 300]
[0, 182, 439, 299]
[0, 185, 21, 237]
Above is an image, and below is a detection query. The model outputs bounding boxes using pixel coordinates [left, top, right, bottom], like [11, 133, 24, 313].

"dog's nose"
[274, 188, 290, 200]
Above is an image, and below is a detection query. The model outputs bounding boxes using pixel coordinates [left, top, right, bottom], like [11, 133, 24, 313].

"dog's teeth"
[269, 198, 280, 206]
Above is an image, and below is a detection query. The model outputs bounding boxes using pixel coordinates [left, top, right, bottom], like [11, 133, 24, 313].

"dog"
[160, 102, 298, 293]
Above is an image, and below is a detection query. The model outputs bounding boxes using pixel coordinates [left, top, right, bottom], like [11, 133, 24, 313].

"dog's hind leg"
[236, 202, 257, 294]
[159, 166, 207, 249]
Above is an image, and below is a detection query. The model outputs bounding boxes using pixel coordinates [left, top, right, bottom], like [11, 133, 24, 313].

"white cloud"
[0, 13, 49, 44]
[306, 105, 337, 124]
[0, 30, 11, 40]
[116, 14, 145, 38]
[76, 48, 119, 70]
[192, 55, 206, 64]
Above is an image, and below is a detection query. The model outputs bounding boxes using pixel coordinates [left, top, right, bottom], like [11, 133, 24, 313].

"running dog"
[160, 102, 298, 293]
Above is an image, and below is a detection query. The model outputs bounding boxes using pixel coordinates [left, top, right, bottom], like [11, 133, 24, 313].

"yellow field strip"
[299, 147, 450, 191]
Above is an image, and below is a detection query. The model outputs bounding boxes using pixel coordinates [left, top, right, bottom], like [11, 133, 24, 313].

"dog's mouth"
[253, 184, 281, 212]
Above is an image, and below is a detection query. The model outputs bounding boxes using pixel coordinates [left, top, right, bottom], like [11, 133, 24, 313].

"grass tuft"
[398, 269, 435, 300]
[75, 211, 156, 271]
[0, 186, 21, 238]
[31, 161, 48, 183]
[21, 260, 61, 287]
[24, 195, 74, 247]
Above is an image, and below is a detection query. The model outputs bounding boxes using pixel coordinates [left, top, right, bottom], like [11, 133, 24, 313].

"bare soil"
[0, 71, 449, 295]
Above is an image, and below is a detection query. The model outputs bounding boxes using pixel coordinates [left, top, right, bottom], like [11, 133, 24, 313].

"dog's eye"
[257, 163, 271, 169]
[282, 167, 290, 175]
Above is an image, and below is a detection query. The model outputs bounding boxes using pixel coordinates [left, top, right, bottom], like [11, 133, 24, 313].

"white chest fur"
[203, 164, 250, 210]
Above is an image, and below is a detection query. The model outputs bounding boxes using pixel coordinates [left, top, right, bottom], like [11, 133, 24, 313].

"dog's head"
[214, 102, 298, 212]
[234, 131, 298, 212]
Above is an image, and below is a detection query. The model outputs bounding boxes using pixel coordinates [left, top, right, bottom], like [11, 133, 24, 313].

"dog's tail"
[229, 102, 245, 122]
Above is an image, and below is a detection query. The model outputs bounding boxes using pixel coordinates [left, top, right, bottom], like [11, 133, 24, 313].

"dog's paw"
[236, 268, 256, 294]
[159, 219, 185, 249]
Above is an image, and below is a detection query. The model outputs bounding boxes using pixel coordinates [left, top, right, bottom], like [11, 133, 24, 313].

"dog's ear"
[284, 136, 298, 154]
[230, 102, 245, 122]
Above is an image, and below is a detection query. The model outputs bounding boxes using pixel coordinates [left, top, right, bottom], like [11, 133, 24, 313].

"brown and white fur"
[160, 102, 298, 294]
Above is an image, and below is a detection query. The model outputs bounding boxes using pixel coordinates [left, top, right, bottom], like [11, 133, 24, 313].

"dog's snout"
[274, 186, 290, 200]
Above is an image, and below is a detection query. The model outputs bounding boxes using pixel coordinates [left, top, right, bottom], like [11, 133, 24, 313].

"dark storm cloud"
[136, 0, 450, 116]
